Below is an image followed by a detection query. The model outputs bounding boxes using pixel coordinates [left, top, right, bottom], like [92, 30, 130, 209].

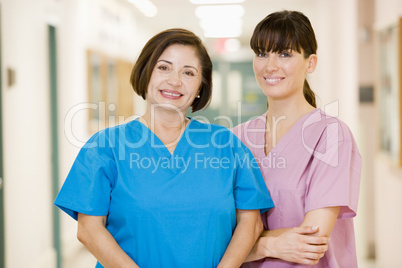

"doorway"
[0, 4, 5, 268]
[48, 24, 61, 268]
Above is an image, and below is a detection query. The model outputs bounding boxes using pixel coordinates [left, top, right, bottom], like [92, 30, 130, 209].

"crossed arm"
[244, 206, 340, 265]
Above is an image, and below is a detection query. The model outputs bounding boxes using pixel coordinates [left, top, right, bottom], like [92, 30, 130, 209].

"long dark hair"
[250, 10, 317, 107]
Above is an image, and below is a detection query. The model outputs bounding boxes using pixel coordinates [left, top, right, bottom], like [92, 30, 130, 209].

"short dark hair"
[130, 28, 213, 112]
[250, 10, 318, 107]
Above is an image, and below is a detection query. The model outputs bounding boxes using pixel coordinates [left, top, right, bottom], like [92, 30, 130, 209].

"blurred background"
[1, 0, 402, 267]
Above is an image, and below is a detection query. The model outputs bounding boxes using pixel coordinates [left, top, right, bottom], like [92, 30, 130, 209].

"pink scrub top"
[232, 108, 362, 268]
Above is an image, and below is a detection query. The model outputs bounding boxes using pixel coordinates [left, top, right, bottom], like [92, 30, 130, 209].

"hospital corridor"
[0, 0, 402, 267]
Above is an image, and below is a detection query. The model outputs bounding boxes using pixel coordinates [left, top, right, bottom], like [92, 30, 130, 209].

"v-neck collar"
[258, 108, 320, 158]
[133, 117, 194, 158]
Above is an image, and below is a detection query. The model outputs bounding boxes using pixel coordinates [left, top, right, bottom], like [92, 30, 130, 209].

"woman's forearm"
[77, 213, 139, 268]
[300, 207, 340, 237]
[218, 210, 263, 268]
[244, 228, 291, 262]
[245, 207, 339, 264]
[245, 227, 329, 263]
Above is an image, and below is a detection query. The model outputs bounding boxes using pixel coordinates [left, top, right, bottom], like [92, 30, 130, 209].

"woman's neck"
[267, 99, 315, 125]
[140, 107, 190, 154]
[263, 97, 316, 156]
[266, 97, 316, 131]
[140, 107, 189, 133]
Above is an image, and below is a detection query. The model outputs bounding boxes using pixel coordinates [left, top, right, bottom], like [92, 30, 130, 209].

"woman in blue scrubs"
[55, 28, 274, 268]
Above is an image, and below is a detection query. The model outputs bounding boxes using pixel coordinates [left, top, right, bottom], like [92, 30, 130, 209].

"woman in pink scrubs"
[232, 10, 362, 267]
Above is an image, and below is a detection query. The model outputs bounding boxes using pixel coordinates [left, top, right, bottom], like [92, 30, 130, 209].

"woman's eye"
[157, 65, 169, 71]
[280, 51, 291, 57]
[257, 52, 268, 58]
[184, 70, 195, 76]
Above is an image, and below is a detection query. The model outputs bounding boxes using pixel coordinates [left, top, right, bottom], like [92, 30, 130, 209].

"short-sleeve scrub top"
[232, 108, 362, 268]
[55, 118, 274, 268]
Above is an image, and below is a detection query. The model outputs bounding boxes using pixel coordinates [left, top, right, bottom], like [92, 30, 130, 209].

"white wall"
[354, 0, 377, 262]
[373, 1, 402, 267]
[2, 0, 55, 267]
[1, 0, 147, 267]
[310, 0, 359, 133]
[374, 158, 402, 267]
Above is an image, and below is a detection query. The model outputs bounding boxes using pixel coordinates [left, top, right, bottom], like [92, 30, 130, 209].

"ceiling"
[126, 0, 316, 55]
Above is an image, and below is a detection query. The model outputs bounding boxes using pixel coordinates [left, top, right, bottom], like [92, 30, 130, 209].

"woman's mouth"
[264, 77, 283, 85]
[160, 90, 183, 99]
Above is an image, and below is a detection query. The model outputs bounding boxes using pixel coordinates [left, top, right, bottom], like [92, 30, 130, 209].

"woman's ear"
[306, 54, 318, 74]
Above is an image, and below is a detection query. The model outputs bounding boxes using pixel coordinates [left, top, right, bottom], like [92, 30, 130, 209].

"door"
[48, 25, 61, 268]
[0, 4, 5, 268]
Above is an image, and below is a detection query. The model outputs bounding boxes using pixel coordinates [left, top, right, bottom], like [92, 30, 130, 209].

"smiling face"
[253, 49, 316, 101]
[250, 11, 319, 106]
[146, 44, 202, 114]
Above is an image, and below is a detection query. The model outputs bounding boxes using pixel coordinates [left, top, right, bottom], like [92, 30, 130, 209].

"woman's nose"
[266, 56, 278, 72]
[167, 72, 182, 86]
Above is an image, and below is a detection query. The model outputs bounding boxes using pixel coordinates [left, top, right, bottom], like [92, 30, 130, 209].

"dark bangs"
[250, 17, 302, 54]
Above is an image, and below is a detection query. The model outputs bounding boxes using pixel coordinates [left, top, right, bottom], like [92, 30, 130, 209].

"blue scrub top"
[55, 118, 274, 268]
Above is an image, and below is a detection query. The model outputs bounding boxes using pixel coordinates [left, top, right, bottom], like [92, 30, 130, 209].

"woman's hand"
[261, 226, 329, 265]
[77, 213, 139, 268]
[245, 206, 339, 264]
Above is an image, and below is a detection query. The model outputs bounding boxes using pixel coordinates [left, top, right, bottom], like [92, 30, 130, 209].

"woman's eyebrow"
[157, 59, 172, 64]
[184, 65, 199, 72]
[157, 60, 199, 72]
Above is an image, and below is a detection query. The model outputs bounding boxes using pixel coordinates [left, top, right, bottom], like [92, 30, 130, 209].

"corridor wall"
[1, 0, 148, 267]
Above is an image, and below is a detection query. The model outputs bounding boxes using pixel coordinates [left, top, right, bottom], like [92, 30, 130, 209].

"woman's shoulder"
[302, 108, 356, 143]
[82, 119, 142, 149]
[231, 113, 267, 137]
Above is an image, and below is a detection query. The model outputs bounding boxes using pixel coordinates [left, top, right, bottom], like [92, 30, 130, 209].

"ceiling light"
[200, 18, 243, 38]
[195, 5, 244, 19]
[128, 0, 157, 17]
[190, 0, 245, 4]
[202, 28, 242, 38]
[224, 38, 241, 52]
